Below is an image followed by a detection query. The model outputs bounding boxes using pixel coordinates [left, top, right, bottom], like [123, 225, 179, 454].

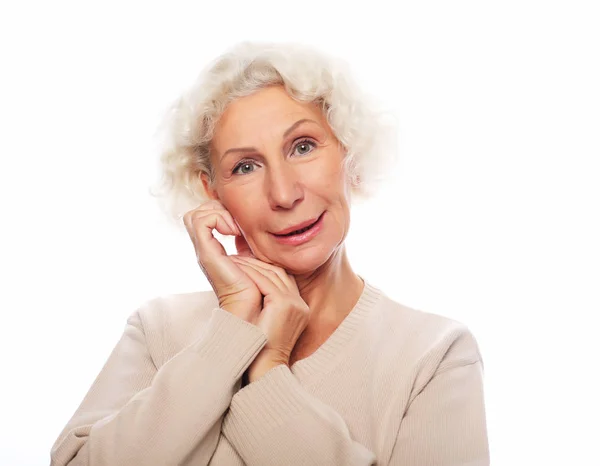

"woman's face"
[204, 85, 352, 274]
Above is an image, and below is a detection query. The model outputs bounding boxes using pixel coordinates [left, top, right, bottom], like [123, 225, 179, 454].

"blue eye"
[232, 139, 317, 176]
[232, 161, 256, 175]
[294, 139, 316, 156]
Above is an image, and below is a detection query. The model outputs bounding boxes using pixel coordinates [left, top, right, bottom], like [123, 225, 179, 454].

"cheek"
[221, 192, 266, 237]
[307, 156, 345, 190]
[219, 192, 249, 222]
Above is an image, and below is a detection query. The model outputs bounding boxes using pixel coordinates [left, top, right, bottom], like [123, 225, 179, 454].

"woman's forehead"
[212, 88, 329, 151]
[220, 87, 322, 129]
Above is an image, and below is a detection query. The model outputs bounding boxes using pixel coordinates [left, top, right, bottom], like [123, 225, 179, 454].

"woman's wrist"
[247, 355, 288, 384]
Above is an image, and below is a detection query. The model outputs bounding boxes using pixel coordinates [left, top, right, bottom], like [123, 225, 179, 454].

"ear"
[200, 172, 218, 201]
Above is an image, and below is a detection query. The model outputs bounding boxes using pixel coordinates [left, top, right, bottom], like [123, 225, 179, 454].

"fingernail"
[227, 220, 238, 234]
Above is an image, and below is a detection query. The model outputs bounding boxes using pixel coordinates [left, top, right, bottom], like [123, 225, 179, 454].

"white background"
[1, 1, 599, 465]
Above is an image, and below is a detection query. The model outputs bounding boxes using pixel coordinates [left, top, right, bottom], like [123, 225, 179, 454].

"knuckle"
[183, 212, 192, 228]
[199, 199, 222, 211]
[191, 211, 213, 229]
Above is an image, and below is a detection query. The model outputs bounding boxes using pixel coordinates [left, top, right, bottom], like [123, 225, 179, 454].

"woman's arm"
[221, 317, 489, 466]
[221, 364, 377, 466]
[50, 305, 267, 466]
[220, 357, 488, 466]
[217, 257, 375, 464]
[386, 358, 490, 465]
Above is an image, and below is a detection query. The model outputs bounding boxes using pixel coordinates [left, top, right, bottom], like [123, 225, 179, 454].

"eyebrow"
[221, 118, 319, 160]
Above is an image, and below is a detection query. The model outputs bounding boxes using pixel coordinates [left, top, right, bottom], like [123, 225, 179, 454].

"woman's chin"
[276, 247, 333, 275]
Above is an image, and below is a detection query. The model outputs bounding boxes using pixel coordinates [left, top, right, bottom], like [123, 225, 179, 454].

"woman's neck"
[294, 246, 364, 326]
[287, 246, 364, 366]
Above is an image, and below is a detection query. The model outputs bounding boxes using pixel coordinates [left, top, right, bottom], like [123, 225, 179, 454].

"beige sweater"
[50, 279, 490, 465]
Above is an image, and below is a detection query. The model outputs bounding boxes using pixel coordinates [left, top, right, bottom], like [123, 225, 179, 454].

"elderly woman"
[51, 42, 489, 466]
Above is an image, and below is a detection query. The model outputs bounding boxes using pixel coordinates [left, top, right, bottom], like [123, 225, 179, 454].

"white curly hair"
[149, 41, 399, 228]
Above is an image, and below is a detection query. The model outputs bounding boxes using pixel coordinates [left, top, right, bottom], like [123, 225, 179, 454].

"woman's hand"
[230, 256, 310, 383]
[183, 200, 262, 323]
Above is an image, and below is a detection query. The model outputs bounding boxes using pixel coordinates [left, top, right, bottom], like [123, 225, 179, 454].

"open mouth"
[274, 212, 323, 237]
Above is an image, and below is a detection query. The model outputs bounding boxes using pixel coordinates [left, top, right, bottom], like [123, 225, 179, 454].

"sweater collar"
[290, 276, 383, 383]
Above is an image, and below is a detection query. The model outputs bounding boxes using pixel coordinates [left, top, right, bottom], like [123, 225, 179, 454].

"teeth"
[285, 225, 312, 236]
[277, 215, 322, 237]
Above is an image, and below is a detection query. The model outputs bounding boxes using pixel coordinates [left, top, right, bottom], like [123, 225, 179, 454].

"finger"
[234, 234, 254, 257]
[196, 199, 226, 212]
[209, 210, 239, 236]
[189, 210, 239, 238]
[191, 202, 240, 236]
[183, 212, 239, 274]
[191, 214, 236, 248]
[181, 210, 248, 290]
[231, 258, 286, 295]
[232, 256, 296, 292]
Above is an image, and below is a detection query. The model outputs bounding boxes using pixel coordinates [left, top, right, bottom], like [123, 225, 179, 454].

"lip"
[271, 213, 323, 236]
[271, 211, 325, 246]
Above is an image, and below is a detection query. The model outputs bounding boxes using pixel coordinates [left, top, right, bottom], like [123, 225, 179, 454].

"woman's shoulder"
[136, 288, 219, 321]
[375, 289, 472, 334]
[373, 289, 484, 374]
[131, 288, 221, 365]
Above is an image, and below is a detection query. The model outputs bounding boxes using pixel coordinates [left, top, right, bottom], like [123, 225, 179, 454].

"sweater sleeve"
[387, 359, 490, 466]
[221, 364, 376, 466]
[50, 305, 267, 466]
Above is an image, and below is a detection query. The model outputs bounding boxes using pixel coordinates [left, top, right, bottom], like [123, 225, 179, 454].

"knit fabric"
[50, 279, 489, 465]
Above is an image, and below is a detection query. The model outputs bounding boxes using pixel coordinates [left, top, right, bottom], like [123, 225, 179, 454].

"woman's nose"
[266, 162, 304, 210]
